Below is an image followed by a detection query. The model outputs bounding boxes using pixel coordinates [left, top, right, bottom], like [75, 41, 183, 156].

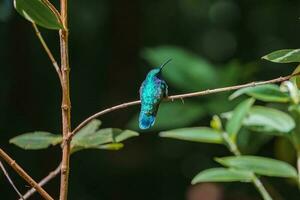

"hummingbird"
[139, 59, 171, 129]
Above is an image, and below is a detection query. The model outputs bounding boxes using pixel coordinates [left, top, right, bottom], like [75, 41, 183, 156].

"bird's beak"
[159, 59, 172, 71]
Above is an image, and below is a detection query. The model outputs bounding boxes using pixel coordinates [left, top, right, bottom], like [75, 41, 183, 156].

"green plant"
[159, 49, 300, 199]
[1, 1, 300, 200]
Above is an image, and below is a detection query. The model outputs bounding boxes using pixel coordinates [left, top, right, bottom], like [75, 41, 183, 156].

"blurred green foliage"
[161, 82, 300, 199]
[1, 0, 300, 199]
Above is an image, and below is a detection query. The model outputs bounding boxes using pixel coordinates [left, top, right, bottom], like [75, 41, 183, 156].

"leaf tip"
[261, 55, 268, 60]
[158, 131, 167, 137]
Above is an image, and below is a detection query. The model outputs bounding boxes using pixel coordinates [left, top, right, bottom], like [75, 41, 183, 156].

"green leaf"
[226, 98, 255, 139]
[216, 156, 298, 178]
[262, 49, 300, 63]
[72, 120, 139, 151]
[230, 84, 290, 103]
[73, 128, 138, 148]
[113, 130, 139, 143]
[10, 132, 62, 150]
[71, 119, 102, 145]
[191, 168, 253, 184]
[290, 64, 300, 88]
[280, 81, 299, 104]
[98, 143, 124, 150]
[288, 105, 300, 148]
[14, 0, 63, 29]
[244, 106, 295, 134]
[127, 101, 205, 130]
[142, 46, 218, 91]
[159, 127, 223, 144]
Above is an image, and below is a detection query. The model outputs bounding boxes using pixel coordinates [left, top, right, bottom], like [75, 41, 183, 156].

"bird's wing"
[139, 80, 146, 97]
[161, 80, 168, 97]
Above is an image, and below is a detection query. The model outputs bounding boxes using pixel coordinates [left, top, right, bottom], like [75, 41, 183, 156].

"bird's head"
[146, 59, 172, 79]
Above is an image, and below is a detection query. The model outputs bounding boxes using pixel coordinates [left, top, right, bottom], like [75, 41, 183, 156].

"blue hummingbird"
[139, 59, 171, 129]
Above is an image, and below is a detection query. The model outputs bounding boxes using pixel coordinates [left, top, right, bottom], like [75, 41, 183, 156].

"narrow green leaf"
[10, 132, 62, 150]
[216, 156, 298, 178]
[159, 127, 223, 144]
[98, 143, 124, 150]
[191, 168, 253, 184]
[262, 49, 300, 63]
[229, 84, 290, 103]
[14, 0, 63, 29]
[114, 130, 139, 143]
[244, 106, 295, 134]
[226, 98, 255, 138]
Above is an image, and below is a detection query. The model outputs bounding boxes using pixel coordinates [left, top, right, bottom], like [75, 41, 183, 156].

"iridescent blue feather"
[139, 62, 169, 129]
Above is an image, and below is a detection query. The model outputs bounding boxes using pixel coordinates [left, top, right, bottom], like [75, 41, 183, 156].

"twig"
[59, 0, 72, 199]
[220, 132, 272, 200]
[252, 176, 272, 200]
[69, 72, 299, 139]
[31, 23, 62, 83]
[19, 163, 61, 200]
[0, 148, 53, 200]
[0, 160, 24, 200]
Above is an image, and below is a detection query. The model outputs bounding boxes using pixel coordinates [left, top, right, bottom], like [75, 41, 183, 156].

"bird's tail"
[139, 112, 156, 129]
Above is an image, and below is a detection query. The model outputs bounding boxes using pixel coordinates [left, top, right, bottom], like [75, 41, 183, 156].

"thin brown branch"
[20, 163, 61, 200]
[59, 0, 72, 199]
[0, 160, 24, 200]
[0, 148, 53, 200]
[31, 23, 62, 83]
[69, 72, 299, 139]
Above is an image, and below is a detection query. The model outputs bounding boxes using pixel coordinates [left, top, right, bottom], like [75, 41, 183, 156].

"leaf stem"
[252, 175, 272, 200]
[0, 148, 53, 200]
[220, 132, 272, 200]
[221, 132, 240, 156]
[31, 23, 62, 83]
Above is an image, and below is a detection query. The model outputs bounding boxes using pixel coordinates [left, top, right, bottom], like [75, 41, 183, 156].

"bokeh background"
[1, 0, 300, 199]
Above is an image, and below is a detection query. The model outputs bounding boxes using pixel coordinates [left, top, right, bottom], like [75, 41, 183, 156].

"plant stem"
[31, 23, 62, 82]
[69, 72, 300, 139]
[0, 160, 24, 200]
[59, 0, 72, 200]
[252, 176, 272, 200]
[220, 133, 272, 200]
[0, 148, 53, 200]
[20, 163, 61, 200]
[221, 132, 241, 156]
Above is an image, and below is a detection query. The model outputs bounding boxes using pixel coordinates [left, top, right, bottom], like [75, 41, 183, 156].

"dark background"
[1, 0, 300, 199]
